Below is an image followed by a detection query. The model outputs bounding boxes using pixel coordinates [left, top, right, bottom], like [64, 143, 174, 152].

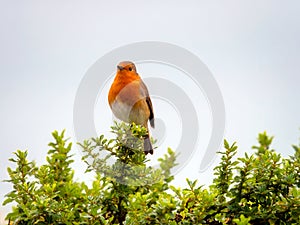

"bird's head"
[117, 61, 137, 73]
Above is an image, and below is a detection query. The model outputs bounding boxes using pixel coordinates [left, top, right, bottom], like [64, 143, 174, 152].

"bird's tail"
[143, 136, 153, 155]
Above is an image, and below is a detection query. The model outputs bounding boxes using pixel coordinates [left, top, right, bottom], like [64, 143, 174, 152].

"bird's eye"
[128, 67, 132, 71]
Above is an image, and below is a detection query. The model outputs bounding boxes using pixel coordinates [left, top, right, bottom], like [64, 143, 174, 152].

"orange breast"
[108, 72, 149, 126]
[108, 73, 140, 106]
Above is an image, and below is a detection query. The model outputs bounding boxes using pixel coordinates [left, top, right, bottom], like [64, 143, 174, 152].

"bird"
[108, 61, 155, 154]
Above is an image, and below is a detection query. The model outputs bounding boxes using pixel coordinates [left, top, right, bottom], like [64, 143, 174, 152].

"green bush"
[3, 124, 300, 224]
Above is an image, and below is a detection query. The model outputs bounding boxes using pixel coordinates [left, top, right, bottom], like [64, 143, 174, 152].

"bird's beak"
[117, 65, 124, 70]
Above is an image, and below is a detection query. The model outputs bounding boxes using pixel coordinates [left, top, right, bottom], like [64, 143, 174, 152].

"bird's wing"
[146, 96, 154, 128]
[140, 81, 155, 128]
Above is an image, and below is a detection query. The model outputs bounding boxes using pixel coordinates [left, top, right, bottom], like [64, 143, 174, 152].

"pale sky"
[1, 1, 300, 223]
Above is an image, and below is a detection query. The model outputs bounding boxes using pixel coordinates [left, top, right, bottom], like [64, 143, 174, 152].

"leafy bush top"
[3, 124, 300, 224]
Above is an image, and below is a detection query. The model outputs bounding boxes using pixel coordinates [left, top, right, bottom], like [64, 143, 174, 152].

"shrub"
[3, 124, 300, 224]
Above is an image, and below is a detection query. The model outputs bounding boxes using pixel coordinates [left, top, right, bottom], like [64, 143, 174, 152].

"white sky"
[1, 1, 300, 223]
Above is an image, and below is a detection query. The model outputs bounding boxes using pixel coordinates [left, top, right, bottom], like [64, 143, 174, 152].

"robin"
[108, 61, 155, 154]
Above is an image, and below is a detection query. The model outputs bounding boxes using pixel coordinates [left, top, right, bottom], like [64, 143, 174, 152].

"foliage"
[211, 132, 300, 224]
[3, 125, 300, 224]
